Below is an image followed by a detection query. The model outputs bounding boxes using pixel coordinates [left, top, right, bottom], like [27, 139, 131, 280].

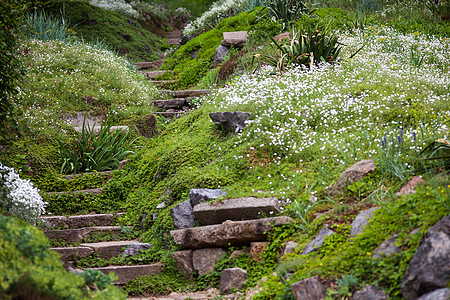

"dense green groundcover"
[0, 214, 126, 299]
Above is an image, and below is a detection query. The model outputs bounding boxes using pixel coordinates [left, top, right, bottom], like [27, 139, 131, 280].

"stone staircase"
[40, 213, 163, 285]
[169, 189, 292, 277]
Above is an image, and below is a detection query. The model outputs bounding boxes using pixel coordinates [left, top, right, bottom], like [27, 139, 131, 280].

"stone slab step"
[80, 240, 138, 259]
[170, 216, 292, 249]
[148, 80, 177, 87]
[193, 197, 280, 226]
[92, 263, 163, 284]
[51, 246, 94, 261]
[134, 60, 163, 70]
[44, 226, 132, 244]
[152, 99, 186, 110]
[143, 70, 173, 79]
[72, 125, 129, 134]
[40, 213, 124, 229]
[159, 89, 211, 98]
[46, 187, 104, 197]
[167, 38, 180, 45]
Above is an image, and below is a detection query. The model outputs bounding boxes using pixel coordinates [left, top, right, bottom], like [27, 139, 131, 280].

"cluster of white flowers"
[183, 0, 247, 36]
[0, 163, 46, 224]
[206, 26, 450, 165]
[90, 0, 142, 19]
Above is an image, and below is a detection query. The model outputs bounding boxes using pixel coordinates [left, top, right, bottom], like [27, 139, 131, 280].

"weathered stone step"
[40, 213, 124, 229]
[167, 38, 180, 45]
[44, 226, 132, 244]
[46, 187, 104, 197]
[159, 89, 211, 98]
[152, 99, 186, 110]
[135, 60, 163, 70]
[193, 197, 280, 226]
[51, 246, 94, 261]
[143, 70, 173, 79]
[170, 216, 292, 249]
[72, 125, 129, 134]
[79, 240, 138, 259]
[92, 263, 163, 284]
[148, 80, 177, 87]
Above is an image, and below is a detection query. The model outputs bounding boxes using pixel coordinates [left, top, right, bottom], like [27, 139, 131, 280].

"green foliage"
[261, 21, 342, 71]
[151, 0, 216, 16]
[162, 10, 257, 88]
[59, 119, 135, 174]
[43, 0, 163, 61]
[0, 214, 125, 299]
[124, 269, 192, 296]
[414, 138, 450, 175]
[263, 0, 316, 27]
[326, 274, 359, 298]
[80, 269, 115, 291]
[24, 10, 76, 43]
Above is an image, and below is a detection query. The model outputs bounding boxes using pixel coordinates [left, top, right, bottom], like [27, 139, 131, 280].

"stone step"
[92, 263, 163, 284]
[72, 125, 129, 134]
[51, 246, 94, 261]
[46, 187, 104, 197]
[44, 226, 132, 244]
[158, 89, 211, 98]
[152, 99, 186, 110]
[167, 38, 180, 45]
[40, 213, 124, 229]
[170, 216, 292, 249]
[193, 197, 280, 226]
[79, 240, 138, 259]
[143, 70, 173, 79]
[135, 60, 163, 70]
[148, 80, 177, 87]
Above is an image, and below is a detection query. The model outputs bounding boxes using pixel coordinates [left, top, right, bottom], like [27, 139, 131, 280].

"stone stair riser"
[40, 213, 124, 229]
[44, 226, 132, 244]
[92, 263, 163, 284]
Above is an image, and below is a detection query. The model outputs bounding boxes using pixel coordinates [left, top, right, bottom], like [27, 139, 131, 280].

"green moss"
[43, 0, 164, 61]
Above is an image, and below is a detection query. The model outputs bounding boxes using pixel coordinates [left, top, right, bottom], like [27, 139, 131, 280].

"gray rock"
[291, 277, 326, 300]
[250, 242, 268, 262]
[213, 45, 229, 68]
[328, 160, 377, 196]
[193, 197, 280, 226]
[209, 112, 251, 132]
[350, 207, 380, 237]
[193, 248, 226, 275]
[220, 268, 248, 294]
[401, 215, 450, 300]
[282, 241, 298, 256]
[417, 288, 449, 300]
[222, 31, 248, 47]
[171, 199, 195, 229]
[352, 284, 389, 300]
[189, 188, 228, 207]
[172, 250, 194, 279]
[302, 225, 334, 255]
[156, 202, 166, 209]
[373, 234, 401, 259]
[171, 217, 292, 249]
[122, 242, 152, 258]
[230, 248, 250, 260]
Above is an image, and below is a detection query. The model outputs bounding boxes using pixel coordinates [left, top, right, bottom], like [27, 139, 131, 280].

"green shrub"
[0, 214, 126, 299]
[24, 10, 75, 43]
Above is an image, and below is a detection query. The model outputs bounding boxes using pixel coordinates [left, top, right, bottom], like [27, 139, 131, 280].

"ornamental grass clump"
[0, 163, 46, 224]
[59, 119, 135, 174]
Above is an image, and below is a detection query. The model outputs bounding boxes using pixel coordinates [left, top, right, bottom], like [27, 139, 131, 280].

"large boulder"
[192, 248, 226, 275]
[220, 268, 248, 294]
[302, 225, 334, 255]
[171, 217, 292, 249]
[350, 207, 380, 237]
[209, 112, 251, 133]
[291, 277, 326, 300]
[193, 197, 280, 226]
[221, 31, 248, 47]
[171, 199, 195, 229]
[328, 160, 377, 196]
[401, 215, 450, 300]
[189, 188, 228, 207]
[352, 284, 389, 300]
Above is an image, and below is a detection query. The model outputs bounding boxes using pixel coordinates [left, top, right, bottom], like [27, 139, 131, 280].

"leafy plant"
[287, 196, 333, 233]
[414, 138, 450, 174]
[263, 0, 316, 27]
[80, 269, 116, 291]
[24, 10, 75, 43]
[261, 21, 342, 71]
[326, 274, 359, 299]
[59, 119, 135, 174]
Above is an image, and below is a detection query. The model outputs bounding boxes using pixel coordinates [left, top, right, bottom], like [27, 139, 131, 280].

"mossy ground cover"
[43, 0, 166, 62]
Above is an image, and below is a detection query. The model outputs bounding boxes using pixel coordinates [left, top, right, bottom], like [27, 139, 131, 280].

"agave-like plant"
[59, 118, 135, 174]
[414, 139, 450, 174]
[261, 21, 342, 71]
[264, 0, 315, 25]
